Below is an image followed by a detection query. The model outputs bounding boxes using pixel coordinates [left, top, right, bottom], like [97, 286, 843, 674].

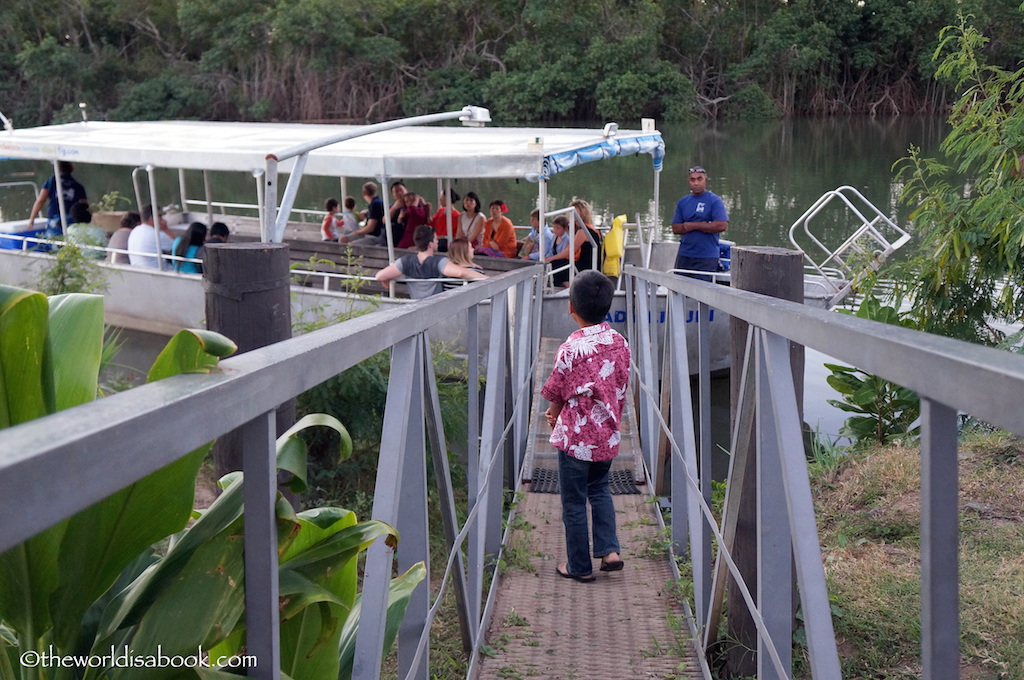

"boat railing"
[788, 186, 911, 308]
[1, 231, 205, 271]
[0, 266, 547, 680]
[0, 179, 41, 200]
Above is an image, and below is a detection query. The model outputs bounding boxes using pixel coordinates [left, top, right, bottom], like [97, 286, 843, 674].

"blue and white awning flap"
[540, 134, 665, 180]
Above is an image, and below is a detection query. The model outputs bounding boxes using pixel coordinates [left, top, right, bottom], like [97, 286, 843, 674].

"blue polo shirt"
[672, 190, 728, 258]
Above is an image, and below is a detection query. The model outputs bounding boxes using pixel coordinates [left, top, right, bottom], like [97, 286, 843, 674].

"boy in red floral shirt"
[541, 271, 631, 582]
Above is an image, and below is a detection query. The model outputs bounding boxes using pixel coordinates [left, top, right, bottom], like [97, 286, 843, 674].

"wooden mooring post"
[727, 246, 804, 678]
[204, 242, 294, 480]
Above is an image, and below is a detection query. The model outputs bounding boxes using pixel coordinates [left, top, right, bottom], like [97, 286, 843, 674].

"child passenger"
[542, 271, 630, 582]
[321, 198, 341, 241]
[338, 197, 360, 237]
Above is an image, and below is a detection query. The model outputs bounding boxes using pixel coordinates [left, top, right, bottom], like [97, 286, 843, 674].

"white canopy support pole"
[51, 159, 68, 234]
[178, 169, 188, 220]
[203, 170, 214, 226]
[442, 179, 453, 242]
[340, 177, 348, 205]
[253, 169, 266, 234]
[145, 164, 163, 271]
[274, 152, 309, 241]
[538, 180, 547, 281]
[653, 167, 661, 244]
[131, 166, 145, 213]
[379, 175, 397, 297]
[568, 205, 577, 288]
[263, 159, 279, 243]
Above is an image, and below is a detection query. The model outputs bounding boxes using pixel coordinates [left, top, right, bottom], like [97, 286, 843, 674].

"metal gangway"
[2, 259, 1022, 679]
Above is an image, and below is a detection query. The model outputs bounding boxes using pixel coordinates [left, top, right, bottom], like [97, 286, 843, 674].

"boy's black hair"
[570, 270, 614, 323]
[69, 203, 92, 223]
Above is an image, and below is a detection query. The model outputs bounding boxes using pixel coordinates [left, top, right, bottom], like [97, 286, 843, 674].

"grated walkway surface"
[474, 338, 703, 680]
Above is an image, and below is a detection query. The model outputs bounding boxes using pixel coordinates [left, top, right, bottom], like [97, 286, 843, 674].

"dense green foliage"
[826, 297, 921, 445]
[4, 0, 1023, 126]
[895, 9, 1024, 344]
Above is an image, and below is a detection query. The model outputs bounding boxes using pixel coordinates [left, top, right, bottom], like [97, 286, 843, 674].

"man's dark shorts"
[673, 254, 720, 282]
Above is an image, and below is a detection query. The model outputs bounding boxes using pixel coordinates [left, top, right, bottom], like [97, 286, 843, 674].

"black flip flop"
[600, 559, 625, 572]
[556, 564, 596, 583]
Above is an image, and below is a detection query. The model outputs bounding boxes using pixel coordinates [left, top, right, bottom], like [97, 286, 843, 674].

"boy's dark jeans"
[558, 450, 620, 577]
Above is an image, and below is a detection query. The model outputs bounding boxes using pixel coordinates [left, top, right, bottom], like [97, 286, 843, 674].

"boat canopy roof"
[1, 120, 665, 181]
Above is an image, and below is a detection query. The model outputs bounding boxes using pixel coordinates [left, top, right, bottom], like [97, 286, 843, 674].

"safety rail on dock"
[625, 263, 1024, 680]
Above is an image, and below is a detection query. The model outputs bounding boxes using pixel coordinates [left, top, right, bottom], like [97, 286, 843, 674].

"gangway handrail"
[0, 265, 544, 680]
[624, 263, 1024, 680]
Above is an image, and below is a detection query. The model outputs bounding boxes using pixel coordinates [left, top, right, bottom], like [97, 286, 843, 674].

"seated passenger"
[375, 225, 487, 299]
[447, 238, 485, 273]
[207, 222, 230, 243]
[338, 197, 360, 238]
[396, 192, 431, 249]
[542, 215, 574, 288]
[430, 189, 461, 252]
[108, 211, 141, 264]
[321, 198, 341, 241]
[171, 221, 208, 274]
[64, 204, 108, 259]
[127, 204, 176, 269]
[477, 200, 517, 258]
[519, 208, 556, 260]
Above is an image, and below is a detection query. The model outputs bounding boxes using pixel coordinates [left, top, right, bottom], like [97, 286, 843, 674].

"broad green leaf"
[0, 285, 49, 427]
[281, 521, 399, 577]
[97, 475, 246, 638]
[279, 510, 360, 680]
[50, 445, 208, 649]
[147, 329, 236, 382]
[0, 523, 66, 645]
[107, 515, 248, 680]
[277, 414, 353, 493]
[337, 562, 427, 680]
[44, 293, 103, 411]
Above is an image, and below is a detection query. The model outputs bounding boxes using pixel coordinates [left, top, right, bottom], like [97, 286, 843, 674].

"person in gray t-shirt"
[375, 225, 487, 298]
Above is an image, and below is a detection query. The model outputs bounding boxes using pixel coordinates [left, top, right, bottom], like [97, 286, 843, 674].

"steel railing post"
[921, 398, 960, 680]
[241, 410, 281, 680]
[755, 331, 792, 680]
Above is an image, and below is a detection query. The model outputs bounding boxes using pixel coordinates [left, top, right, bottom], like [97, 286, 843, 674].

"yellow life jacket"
[602, 214, 627, 277]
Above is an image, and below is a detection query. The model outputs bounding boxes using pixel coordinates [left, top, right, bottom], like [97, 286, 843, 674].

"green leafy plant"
[34, 241, 109, 296]
[0, 284, 425, 679]
[825, 297, 921, 445]
[90, 190, 132, 214]
[893, 11, 1024, 344]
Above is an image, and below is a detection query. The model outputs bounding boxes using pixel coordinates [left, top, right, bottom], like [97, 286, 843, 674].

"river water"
[0, 116, 950, 438]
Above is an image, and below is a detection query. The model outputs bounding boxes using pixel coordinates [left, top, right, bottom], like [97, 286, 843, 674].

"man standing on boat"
[27, 161, 89, 238]
[671, 165, 728, 281]
[339, 182, 386, 246]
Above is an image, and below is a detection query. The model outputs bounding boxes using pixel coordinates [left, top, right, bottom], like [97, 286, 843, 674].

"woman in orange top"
[477, 200, 518, 258]
[429, 188, 461, 252]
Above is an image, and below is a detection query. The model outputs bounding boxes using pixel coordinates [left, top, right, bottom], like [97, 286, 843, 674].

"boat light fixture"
[460, 106, 491, 127]
[603, 122, 618, 138]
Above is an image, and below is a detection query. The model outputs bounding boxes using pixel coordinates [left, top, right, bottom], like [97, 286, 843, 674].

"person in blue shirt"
[670, 166, 728, 281]
[27, 161, 88, 237]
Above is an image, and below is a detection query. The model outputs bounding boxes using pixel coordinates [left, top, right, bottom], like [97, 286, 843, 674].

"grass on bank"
[807, 429, 1024, 679]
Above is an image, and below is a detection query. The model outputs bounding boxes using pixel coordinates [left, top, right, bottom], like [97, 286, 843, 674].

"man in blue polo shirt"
[670, 165, 728, 280]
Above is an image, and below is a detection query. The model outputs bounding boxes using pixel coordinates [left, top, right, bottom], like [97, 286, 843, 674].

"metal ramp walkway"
[474, 338, 705, 680]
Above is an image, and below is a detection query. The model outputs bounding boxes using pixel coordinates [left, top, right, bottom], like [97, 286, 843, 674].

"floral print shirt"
[541, 322, 631, 462]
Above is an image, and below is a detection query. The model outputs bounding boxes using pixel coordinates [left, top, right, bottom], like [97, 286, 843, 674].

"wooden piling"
[727, 246, 804, 678]
[204, 242, 294, 480]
